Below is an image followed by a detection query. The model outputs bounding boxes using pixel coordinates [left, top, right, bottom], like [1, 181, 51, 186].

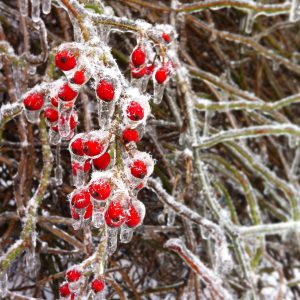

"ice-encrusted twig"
[195, 93, 300, 113]
[0, 117, 53, 273]
[164, 238, 232, 300]
[239, 221, 300, 237]
[193, 124, 300, 150]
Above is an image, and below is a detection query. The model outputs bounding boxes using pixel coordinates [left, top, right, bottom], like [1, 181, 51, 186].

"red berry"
[146, 64, 155, 76]
[126, 203, 141, 228]
[136, 182, 144, 190]
[55, 50, 76, 71]
[84, 203, 93, 219]
[91, 278, 105, 293]
[23, 93, 44, 111]
[66, 269, 81, 282]
[105, 200, 126, 228]
[69, 113, 77, 130]
[71, 190, 91, 209]
[89, 179, 111, 201]
[130, 160, 147, 179]
[96, 80, 115, 102]
[84, 159, 91, 173]
[123, 129, 139, 143]
[131, 47, 146, 67]
[71, 138, 84, 156]
[131, 65, 146, 79]
[58, 83, 77, 102]
[162, 32, 171, 43]
[126, 101, 144, 121]
[155, 67, 168, 84]
[59, 282, 71, 297]
[71, 70, 85, 85]
[51, 96, 59, 107]
[83, 140, 104, 157]
[44, 107, 58, 123]
[92, 152, 111, 170]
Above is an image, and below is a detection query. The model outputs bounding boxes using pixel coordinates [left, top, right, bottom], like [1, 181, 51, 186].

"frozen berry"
[44, 107, 58, 123]
[123, 129, 139, 143]
[162, 32, 171, 43]
[146, 64, 155, 76]
[155, 67, 168, 84]
[130, 160, 147, 179]
[71, 70, 85, 85]
[69, 113, 77, 130]
[105, 200, 126, 228]
[131, 65, 146, 79]
[126, 101, 144, 121]
[84, 159, 91, 173]
[136, 182, 144, 190]
[83, 140, 104, 157]
[23, 93, 44, 111]
[51, 96, 59, 107]
[84, 203, 93, 219]
[71, 190, 91, 209]
[96, 80, 115, 102]
[55, 50, 76, 71]
[59, 282, 71, 297]
[72, 160, 91, 175]
[131, 47, 146, 67]
[71, 138, 84, 156]
[66, 269, 81, 282]
[89, 179, 111, 201]
[92, 152, 111, 170]
[58, 83, 77, 102]
[91, 278, 105, 293]
[126, 203, 140, 228]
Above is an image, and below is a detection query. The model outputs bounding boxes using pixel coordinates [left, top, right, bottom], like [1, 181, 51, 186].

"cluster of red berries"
[59, 268, 105, 299]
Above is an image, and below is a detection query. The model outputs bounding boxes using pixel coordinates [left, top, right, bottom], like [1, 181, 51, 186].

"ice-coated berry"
[72, 160, 91, 175]
[123, 128, 139, 143]
[162, 32, 171, 43]
[66, 269, 81, 282]
[126, 101, 144, 121]
[130, 160, 147, 179]
[44, 107, 58, 123]
[71, 138, 84, 156]
[155, 67, 168, 84]
[51, 96, 58, 107]
[92, 152, 111, 170]
[146, 64, 155, 76]
[131, 66, 146, 79]
[91, 278, 105, 293]
[71, 204, 92, 220]
[23, 93, 44, 111]
[55, 50, 76, 71]
[96, 79, 115, 102]
[59, 282, 71, 297]
[131, 47, 146, 67]
[83, 140, 104, 157]
[58, 83, 78, 102]
[52, 114, 77, 132]
[71, 70, 85, 85]
[126, 203, 141, 228]
[105, 200, 126, 228]
[89, 179, 111, 201]
[71, 190, 91, 209]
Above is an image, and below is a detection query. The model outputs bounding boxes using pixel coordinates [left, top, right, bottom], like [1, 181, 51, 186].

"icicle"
[290, 0, 300, 22]
[120, 225, 133, 243]
[93, 292, 105, 300]
[97, 101, 114, 129]
[167, 208, 175, 226]
[58, 102, 73, 138]
[106, 227, 118, 255]
[200, 225, 210, 240]
[244, 11, 256, 34]
[42, 0, 51, 14]
[49, 128, 61, 145]
[24, 248, 41, 277]
[92, 205, 105, 228]
[31, 0, 41, 23]
[72, 210, 85, 230]
[24, 109, 41, 123]
[21, 0, 28, 16]
[289, 137, 298, 149]
[55, 144, 63, 185]
[72, 161, 86, 187]
[153, 83, 165, 104]
[0, 272, 8, 298]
